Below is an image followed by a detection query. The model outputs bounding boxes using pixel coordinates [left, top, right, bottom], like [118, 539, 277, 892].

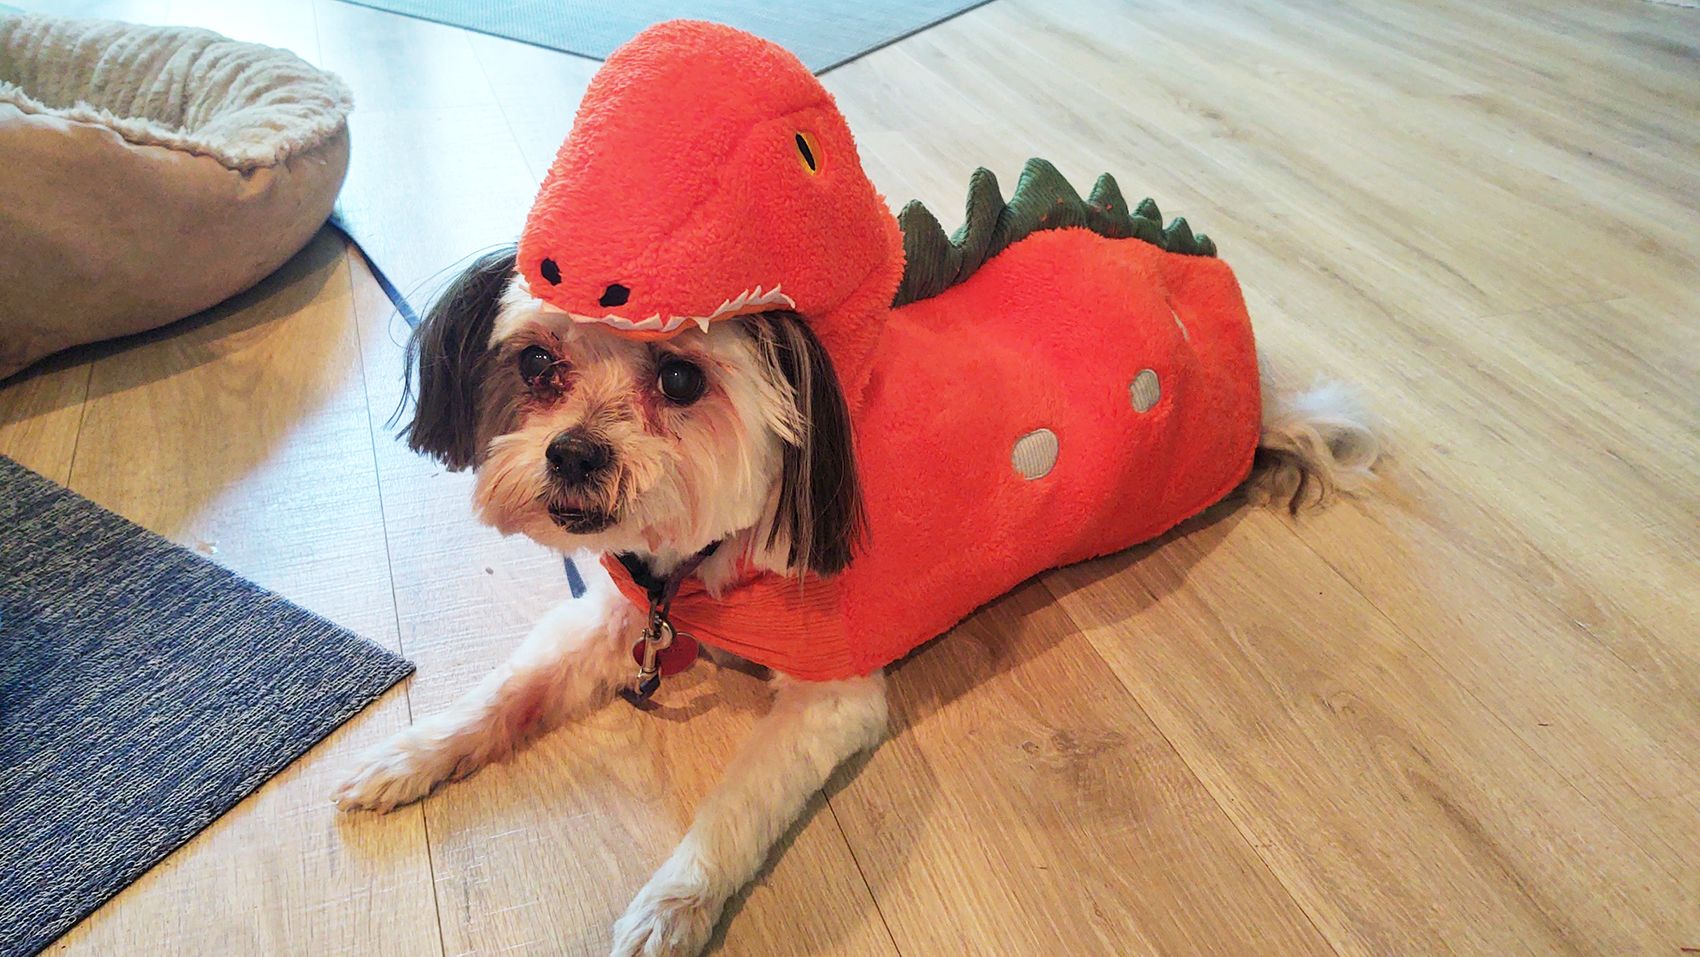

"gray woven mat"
[0, 456, 412, 957]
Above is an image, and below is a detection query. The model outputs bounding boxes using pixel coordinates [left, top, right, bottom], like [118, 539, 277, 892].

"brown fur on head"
[742, 312, 864, 575]
[402, 259, 863, 577]
[402, 247, 518, 471]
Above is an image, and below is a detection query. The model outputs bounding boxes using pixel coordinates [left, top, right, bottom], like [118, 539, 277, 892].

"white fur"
[336, 566, 636, 812]
[1243, 380, 1383, 511]
[609, 674, 886, 956]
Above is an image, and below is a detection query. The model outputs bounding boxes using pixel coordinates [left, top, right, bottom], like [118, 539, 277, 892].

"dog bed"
[0, 13, 352, 379]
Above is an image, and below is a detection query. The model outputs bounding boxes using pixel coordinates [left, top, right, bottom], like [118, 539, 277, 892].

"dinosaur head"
[517, 20, 902, 348]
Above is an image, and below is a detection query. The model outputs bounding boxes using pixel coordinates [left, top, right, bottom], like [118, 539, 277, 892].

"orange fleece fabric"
[529, 22, 1262, 681]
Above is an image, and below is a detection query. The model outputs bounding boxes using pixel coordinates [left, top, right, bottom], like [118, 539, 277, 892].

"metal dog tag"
[625, 615, 700, 702]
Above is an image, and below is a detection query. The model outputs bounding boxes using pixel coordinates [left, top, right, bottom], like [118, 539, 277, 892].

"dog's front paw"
[334, 734, 450, 813]
[609, 867, 722, 957]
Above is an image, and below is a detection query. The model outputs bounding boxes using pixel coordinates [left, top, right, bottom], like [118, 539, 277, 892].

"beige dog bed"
[0, 13, 351, 379]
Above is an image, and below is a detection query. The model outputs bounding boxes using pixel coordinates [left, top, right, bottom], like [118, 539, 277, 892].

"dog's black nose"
[599, 283, 630, 307]
[546, 430, 612, 486]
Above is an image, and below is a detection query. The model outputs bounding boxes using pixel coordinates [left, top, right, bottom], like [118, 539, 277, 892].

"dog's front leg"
[336, 574, 636, 813]
[609, 671, 887, 957]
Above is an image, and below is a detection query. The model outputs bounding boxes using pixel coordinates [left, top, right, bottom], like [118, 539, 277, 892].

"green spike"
[1087, 173, 1134, 239]
[952, 167, 1005, 283]
[1129, 215, 1165, 246]
[1164, 217, 1196, 254]
[894, 201, 958, 306]
[1194, 234, 1217, 257]
[1088, 173, 1125, 211]
[1135, 197, 1163, 224]
[995, 158, 1086, 251]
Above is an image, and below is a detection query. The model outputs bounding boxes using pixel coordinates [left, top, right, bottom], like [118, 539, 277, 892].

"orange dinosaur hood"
[518, 20, 903, 392]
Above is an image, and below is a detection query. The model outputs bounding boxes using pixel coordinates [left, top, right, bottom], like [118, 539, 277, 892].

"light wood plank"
[0, 362, 89, 484]
[1205, 185, 1700, 896]
[1047, 513, 1693, 954]
[464, 31, 600, 182]
[830, 580, 1334, 956]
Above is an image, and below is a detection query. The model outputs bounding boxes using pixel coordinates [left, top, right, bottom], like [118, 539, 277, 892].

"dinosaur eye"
[518, 345, 556, 384]
[794, 132, 820, 174]
[657, 357, 706, 405]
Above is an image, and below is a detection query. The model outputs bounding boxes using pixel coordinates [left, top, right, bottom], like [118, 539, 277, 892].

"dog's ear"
[748, 311, 866, 576]
[400, 246, 518, 470]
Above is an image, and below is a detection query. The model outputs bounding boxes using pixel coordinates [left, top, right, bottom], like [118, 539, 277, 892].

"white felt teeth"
[565, 284, 795, 336]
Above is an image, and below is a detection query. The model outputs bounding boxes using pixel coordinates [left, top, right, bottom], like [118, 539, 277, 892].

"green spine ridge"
[893, 158, 1218, 307]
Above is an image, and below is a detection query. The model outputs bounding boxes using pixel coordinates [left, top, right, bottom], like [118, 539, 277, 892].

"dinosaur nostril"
[539, 258, 562, 285]
[599, 283, 630, 307]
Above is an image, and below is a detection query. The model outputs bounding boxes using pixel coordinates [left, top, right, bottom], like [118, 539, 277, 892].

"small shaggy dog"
[333, 249, 1378, 955]
[333, 22, 1380, 956]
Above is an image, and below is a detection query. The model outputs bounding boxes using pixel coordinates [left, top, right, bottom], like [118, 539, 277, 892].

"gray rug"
[0, 456, 412, 957]
[334, 0, 996, 72]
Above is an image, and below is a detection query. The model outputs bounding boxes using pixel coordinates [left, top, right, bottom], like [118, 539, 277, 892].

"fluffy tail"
[1241, 381, 1382, 514]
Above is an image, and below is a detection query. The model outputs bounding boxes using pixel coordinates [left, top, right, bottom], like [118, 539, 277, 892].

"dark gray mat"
[333, 0, 996, 72]
[0, 456, 412, 957]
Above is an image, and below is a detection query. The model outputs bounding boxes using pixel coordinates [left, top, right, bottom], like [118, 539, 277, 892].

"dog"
[334, 245, 1380, 957]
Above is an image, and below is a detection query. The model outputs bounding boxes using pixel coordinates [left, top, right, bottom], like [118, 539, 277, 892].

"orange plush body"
[523, 21, 1262, 681]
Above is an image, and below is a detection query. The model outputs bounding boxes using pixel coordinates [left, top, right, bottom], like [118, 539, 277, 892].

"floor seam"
[822, 796, 908, 957]
[337, 192, 450, 957]
[61, 363, 97, 487]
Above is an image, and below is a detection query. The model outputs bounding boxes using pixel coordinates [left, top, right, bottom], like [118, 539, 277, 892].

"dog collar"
[614, 542, 720, 705]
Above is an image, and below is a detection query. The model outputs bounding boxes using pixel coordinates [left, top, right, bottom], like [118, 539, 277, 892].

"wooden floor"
[4, 0, 1698, 953]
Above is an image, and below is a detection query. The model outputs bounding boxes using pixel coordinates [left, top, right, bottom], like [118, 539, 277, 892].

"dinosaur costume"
[516, 21, 1262, 682]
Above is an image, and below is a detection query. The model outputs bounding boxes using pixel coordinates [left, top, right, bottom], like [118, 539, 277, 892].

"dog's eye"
[657, 358, 706, 405]
[518, 345, 556, 384]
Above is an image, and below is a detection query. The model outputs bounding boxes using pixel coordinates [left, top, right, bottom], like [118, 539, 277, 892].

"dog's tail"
[1241, 381, 1383, 514]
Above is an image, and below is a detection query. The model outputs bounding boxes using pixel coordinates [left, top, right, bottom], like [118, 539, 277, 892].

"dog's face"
[401, 248, 862, 575]
[471, 282, 792, 558]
